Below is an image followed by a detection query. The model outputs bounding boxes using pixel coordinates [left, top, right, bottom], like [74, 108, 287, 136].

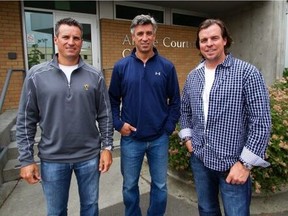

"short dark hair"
[130, 14, 157, 34]
[55, 17, 83, 37]
[195, 19, 233, 54]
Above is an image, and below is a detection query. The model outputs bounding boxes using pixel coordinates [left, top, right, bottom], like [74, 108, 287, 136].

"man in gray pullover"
[16, 17, 113, 216]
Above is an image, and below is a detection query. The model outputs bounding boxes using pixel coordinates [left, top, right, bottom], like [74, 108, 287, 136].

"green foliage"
[168, 129, 190, 171]
[28, 44, 43, 68]
[168, 68, 288, 194]
[252, 68, 288, 193]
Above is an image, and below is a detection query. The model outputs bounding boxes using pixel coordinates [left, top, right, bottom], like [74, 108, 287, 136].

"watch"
[240, 160, 253, 170]
[103, 145, 113, 151]
[181, 136, 191, 145]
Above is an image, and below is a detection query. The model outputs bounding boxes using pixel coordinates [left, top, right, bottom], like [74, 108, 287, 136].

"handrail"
[102, 67, 114, 72]
[0, 69, 26, 113]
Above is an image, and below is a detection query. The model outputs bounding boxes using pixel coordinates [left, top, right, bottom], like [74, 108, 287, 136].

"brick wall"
[0, 1, 25, 113]
[0, 15, 202, 113]
[100, 18, 201, 91]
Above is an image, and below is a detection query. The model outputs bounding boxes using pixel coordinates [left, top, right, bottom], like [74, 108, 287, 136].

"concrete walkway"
[1, 155, 288, 216]
[0, 157, 199, 216]
[1, 111, 288, 215]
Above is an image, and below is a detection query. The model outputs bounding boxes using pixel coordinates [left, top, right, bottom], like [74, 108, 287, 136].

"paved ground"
[0, 157, 199, 216]
[99, 192, 197, 216]
[1, 156, 288, 216]
[1, 110, 288, 215]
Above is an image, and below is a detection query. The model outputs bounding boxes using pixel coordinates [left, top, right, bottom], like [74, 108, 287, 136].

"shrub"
[168, 129, 190, 171]
[168, 68, 288, 193]
[28, 44, 43, 68]
[252, 68, 288, 193]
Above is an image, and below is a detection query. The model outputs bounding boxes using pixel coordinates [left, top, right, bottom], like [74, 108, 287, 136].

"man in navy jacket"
[109, 14, 180, 216]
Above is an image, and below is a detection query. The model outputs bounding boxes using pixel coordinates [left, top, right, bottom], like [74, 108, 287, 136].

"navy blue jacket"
[109, 48, 180, 141]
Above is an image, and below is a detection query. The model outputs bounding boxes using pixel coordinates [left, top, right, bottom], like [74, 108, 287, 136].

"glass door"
[24, 11, 54, 69]
[55, 12, 100, 70]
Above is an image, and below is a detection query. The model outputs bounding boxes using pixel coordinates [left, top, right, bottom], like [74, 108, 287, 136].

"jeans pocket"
[220, 169, 230, 178]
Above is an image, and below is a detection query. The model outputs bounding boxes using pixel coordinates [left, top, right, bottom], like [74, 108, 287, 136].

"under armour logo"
[155, 72, 161, 76]
[83, 84, 89, 90]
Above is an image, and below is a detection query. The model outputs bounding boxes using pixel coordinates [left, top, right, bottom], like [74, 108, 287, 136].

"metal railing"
[0, 69, 26, 112]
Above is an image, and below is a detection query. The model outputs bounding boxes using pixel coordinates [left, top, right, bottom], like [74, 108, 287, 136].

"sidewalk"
[0, 157, 199, 216]
[1, 155, 288, 215]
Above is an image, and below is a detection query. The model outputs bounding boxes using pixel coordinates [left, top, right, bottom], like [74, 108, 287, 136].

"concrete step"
[8, 128, 120, 159]
[9, 125, 16, 143]
[7, 135, 120, 161]
[9, 124, 42, 143]
[7, 138, 40, 160]
[3, 156, 40, 182]
[6, 135, 120, 163]
[10, 125, 121, 143]
[2, 135, 121, 183]
[3, 144, 120, 183]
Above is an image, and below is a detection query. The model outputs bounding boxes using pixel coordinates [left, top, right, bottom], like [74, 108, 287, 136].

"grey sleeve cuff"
[178, 128, 192, 139]
[240, 146, 270, 167]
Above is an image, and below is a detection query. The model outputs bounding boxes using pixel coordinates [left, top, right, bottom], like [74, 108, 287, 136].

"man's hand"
[99, 149, 113, 173]
[120, 123, 137, 136]
[20, 163, 41, 184]
[226, 161, 250, 184]
[185, 140, 193, 153]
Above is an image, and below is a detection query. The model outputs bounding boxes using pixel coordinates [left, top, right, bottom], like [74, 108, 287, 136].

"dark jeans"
[190, 154, 251, 216]
[120, 133, 169, 216]
[41, 157, 100, 216]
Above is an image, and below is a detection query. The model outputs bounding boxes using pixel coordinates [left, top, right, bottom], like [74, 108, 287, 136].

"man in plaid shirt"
[179, 19, 271, 216]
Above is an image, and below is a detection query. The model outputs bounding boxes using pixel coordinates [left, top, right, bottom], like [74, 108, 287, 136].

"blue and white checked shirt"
[179, 54, 271, 172]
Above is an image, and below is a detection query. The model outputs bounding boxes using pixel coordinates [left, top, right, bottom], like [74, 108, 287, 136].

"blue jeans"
[121, 133, 169, 216]
[190, 154, 251, 216]
[41, 157, 100, 216]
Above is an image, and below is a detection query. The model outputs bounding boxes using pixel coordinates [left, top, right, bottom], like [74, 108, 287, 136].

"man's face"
[198, 23, 227, 65]
[54, 24, 83, 64]
[132, 24, 156, 54]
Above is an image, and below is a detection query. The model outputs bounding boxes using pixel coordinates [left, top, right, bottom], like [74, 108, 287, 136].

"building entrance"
[24, 10, 100, 70]
[55, 13, 100, 70]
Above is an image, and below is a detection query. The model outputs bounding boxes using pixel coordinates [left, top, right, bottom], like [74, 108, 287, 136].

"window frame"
[171, 8, 207, 27]
[114, 1, 165, 24]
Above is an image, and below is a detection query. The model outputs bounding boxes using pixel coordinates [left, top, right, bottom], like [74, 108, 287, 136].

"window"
[173, 13, 206, 27]
[115, 4, 164, 23]
[24, 11, 54, 68]
[24, 1, 96, 14]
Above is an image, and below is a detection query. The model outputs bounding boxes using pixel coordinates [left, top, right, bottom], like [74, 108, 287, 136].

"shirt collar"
[196, 53, 233, 70]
